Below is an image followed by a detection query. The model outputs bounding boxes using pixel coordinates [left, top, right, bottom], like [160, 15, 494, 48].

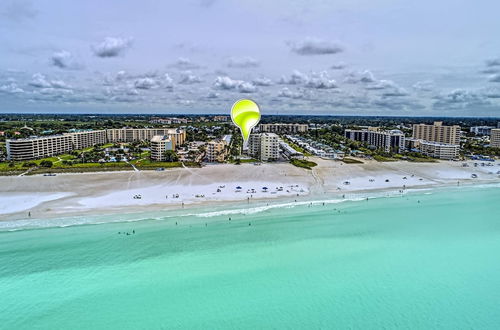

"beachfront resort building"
[344, 128, 405, 153]
[150, 135, 174, 161]
[412, 122, 461, 145]
[106, 128, 186, 146]
[205, 135, 231, 162]
[248, 133, 280, 161]
[259, 123, 308, 134]
[68, 130, 107, 150]
[406, 139, 459, 160]
[491, 129, 500, 148]
[6, 128, 186, 161]
[206, 140, 227, 162]
[6, 135, 73, 161]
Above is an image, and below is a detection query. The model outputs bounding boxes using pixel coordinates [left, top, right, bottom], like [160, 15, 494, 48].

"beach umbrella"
[236, 186, 242, 189]
[262, 187, 268, 190]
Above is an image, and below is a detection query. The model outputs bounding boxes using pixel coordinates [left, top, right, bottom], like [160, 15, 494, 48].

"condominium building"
[412, 121, 460, 145]
[6, 135, 72, 161]
[66, 130, 107, 149]
[150, 135, 174, 161]
[149, 117, 189, 124]
[407, 139, 459, 160]
[206, 140, 227, 162]
[259, 123, 308, 134]
[7, 128, 186, 161]
[106, 128, 186, 146]
[497, 122, 500, 128]
[248, 133, 280, 161]
[213, 115, 229, 122]
[469, 126, 493, 136]
[491, 129, 500, 148]
[344, 128, 405, 153]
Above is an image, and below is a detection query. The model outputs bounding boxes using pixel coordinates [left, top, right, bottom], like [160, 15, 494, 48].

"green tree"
[39, 160, 53, 168]
[162, 150, 179, 162]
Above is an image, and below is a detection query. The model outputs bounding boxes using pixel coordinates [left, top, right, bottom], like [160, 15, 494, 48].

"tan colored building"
[259, 123, 308, 134]
[6, 135, 73, 161]
[66, 130, 107, 150]
[491, 129, 500, 148]
[106, 128, 186, 146]
[150, 135, 174, 161]
[206, 140, 227, 162]
[412, 121, 460, 145]
[248, 133, 280, 161]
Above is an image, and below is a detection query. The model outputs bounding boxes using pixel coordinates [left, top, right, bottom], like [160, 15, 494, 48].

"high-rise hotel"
[412, 121, 461, 145]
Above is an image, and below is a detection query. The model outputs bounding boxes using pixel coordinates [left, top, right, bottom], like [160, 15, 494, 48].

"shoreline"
[1, 158, 499, 227]
[1, 180, 499, 233]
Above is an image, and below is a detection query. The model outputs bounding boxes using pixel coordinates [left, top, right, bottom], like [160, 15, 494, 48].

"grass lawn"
[229, 158, 259, 164]
[407, 157, 437, 163]
[373, 155, 398, 162]
[290, 159, 317, 169]
[342, 157, 364, 164]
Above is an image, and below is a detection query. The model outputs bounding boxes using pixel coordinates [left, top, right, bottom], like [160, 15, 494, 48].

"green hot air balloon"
[231, 99, 261, 143]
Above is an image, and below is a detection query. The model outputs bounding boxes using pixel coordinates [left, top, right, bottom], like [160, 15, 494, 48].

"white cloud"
[278, 87, 307, 99]
[288, 37, 344, 55]
[486, 58, 500, 67]
[434, 89, 491, 110]
[213, 76, 240, 90]
[252, 77, 273, 86]
[331, 62, 346, 70]
[279, 70, 308, 85]
[92, 37, 133, 58]
[489, 74, 500, 82]
[28, 73, 71, 89]
[237, 82, 257, 93]
[227, 56, 259, 68]
[0, 82, 24, 94]
[134, 77, 157, 89]
[50, 50, 82, 70]
[365, 79, 397, 90]
[213, 76, 257, 93]
[170, 57, 201, 70]
[304, 71, 337, 89]
[344, 70, 376, 83]
[178, 71, 203, 84]
[412, 80, 435, 92]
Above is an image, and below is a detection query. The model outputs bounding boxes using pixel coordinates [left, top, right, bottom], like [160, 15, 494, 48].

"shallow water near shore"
[1, 185, 500, 329]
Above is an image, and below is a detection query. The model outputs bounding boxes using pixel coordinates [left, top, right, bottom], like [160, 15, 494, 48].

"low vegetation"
[290, 159, 317, 169]
[342, 157, 364, 164]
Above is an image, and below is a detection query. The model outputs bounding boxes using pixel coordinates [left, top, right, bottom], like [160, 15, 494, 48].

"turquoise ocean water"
[1, 185, 500, 329]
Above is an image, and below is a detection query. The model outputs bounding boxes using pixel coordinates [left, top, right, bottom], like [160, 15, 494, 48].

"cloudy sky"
[1, 0, 500, 116]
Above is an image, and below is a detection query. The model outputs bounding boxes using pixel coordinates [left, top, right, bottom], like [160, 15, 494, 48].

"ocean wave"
[2, 182, 499, 231]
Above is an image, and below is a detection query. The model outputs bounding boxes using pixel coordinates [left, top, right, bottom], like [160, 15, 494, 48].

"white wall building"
[491, 129, 500, 148]
[248, 133, 280, 161]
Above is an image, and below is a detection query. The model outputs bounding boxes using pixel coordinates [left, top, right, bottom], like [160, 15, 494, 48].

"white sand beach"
[0, 158, 499, 220]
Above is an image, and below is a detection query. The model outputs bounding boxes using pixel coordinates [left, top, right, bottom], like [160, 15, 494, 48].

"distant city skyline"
[1, 0, 500, 116]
